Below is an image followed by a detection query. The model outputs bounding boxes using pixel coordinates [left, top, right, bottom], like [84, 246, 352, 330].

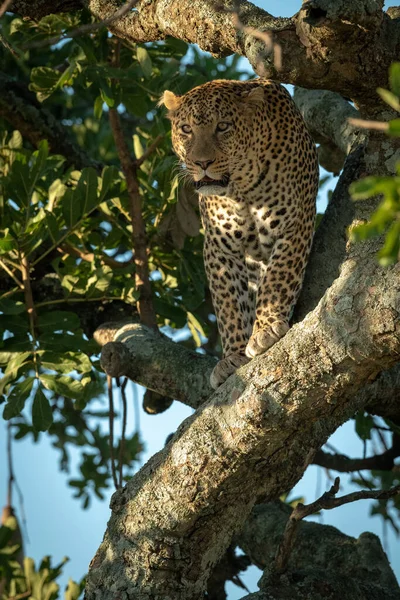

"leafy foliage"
[0, 11, 247, 502]
[350, 62, 400, 265]
[0, 514, 84, 600]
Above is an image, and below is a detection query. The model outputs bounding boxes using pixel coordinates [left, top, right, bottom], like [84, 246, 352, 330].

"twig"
[20, 251, 40, 379]
[7, 421, 14, 507]
[135, 135, 164, 168]
[58, 243, 134, 269]
[0, 32, 21, 58]
[0, 0, 12, 19]
[107, 375, 119, 490]
[22, 0, 139, 50]
[118, 378, 128, 487]
[0, 257, 23, 289]
[273, 477, 400, 576]
[216, 3, 282, 72]
[348, 117, 389, 132]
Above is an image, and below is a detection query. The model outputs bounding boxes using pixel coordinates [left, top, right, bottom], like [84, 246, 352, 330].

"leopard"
[160, 79, 319, 390]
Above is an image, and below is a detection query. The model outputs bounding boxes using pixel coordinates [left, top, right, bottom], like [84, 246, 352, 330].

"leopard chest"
[199, 195, 278, 261]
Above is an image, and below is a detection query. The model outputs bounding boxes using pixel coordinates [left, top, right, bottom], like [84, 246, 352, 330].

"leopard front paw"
[245, 320, 289, 359]
[210, 353, 250, 390]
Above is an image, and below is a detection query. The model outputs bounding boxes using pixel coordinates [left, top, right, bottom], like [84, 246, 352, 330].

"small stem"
[0, 0, 13, 19]
[135, 135, 164, 168]
[119, 378, 128, 487]
[107, 375, 120, 490]
[35, 296, 119, 309]
[0, 257, 24, 289]
[7, 421, 14, 507]
[20, 251, 39, 377]
[58, 243, 134, 269]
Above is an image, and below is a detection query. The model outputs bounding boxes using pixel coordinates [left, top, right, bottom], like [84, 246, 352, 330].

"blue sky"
[1, 1, 400, 599]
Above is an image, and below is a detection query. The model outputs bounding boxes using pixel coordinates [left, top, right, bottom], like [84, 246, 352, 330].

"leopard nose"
[194, 159, 215, 170]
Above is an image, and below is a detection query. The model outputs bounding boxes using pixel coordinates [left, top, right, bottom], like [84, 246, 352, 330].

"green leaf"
[40, 374, 84, 400]
[32, 386, 53, 431]
[40, 351, 92, 374]
[133, 134, 144, 160]
[0, 234, 16, 254]
[100, 86, 114, 108]
[98, 166, 120, 204]
[61, 188, 78, 228]
[187, 311, 206, 348]
[48, 178, 67, 207]
[153, 298, 186, 327]
[137, 47, 152, 79]
[349, 175, 397, 200]
[0, 299, 26, 315]
[65, 579, 82, 600]
[389, 62, 400, 97]
[377, 88, 400, 112]
[37, 311, 80, 332]
[355, 411, 374, 441]
[75, 167, 99, 217]
[388, 118, 400, 137]
[86, 266, 113, 297]
[3, 377, 35, 419]
[378, 220, 400, 266]
[30, 66, 60, 100]
[94, 95, 103, 120]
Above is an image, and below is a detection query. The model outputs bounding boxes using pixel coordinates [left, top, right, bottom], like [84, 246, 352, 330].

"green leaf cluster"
[0, 10, 248, 505]
[350, 63, 400, 265]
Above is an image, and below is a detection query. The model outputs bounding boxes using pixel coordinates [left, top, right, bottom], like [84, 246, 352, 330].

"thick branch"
[83, 0, 398, 113]
[293, 88, 363, 174]
[87, 227, 400, 599]
[9, 0, 400, 111]
[237, 501, 399, 599]
[95, 322, 215, 408]
[0, 74, 101, 172]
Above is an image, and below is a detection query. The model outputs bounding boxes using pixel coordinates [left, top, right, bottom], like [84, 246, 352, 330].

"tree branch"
[313, 435, 400, 472]
[273, 477, 400, 576]
[0, 74, 102, 172]
[293, 88, 363, 174]
[83, 0, 399, 114]
[95, 322, 215, 408]
[237, 501, 399, 591]
[109, 106, 158, 330]
[9, 0, 400, 112]
[87, 224, 400, 598]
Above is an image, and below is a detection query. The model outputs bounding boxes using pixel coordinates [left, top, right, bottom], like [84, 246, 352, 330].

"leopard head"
[159, 81, 265, 197]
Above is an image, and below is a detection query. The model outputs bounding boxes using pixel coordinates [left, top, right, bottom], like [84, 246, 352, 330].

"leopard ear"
[243, 86, 265, 106]
[158, 90, 182, 111]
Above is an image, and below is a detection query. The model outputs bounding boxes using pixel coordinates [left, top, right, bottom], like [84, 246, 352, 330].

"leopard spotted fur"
[160, 79, 319, 389]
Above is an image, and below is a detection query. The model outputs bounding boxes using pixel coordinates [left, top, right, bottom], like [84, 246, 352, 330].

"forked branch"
[273, 477, 400, 576]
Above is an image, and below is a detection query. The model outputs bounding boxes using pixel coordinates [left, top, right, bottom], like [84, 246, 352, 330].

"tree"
[1, 0, 400, 599]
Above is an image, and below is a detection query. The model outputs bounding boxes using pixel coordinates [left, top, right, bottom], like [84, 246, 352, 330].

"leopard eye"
[216, 122, 231, 132]
[181, 124, 192, 134]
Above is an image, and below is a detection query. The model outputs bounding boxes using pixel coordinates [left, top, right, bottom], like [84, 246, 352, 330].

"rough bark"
[87, 141, 400, 598]
[8, 0, 400, 113]
[95, 322, 215, 408]
[293, 88, 363, 174]
[237, 502, 400, 600]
